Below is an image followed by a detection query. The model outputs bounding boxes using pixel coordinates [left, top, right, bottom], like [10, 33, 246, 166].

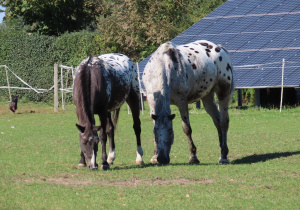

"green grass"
[0, 102, 299, 209]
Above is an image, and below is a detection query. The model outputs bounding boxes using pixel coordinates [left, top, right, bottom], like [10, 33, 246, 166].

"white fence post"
[61, 66, 65, 111]
[280, 59, 285, 113]
[5, 66, 12, 102]
[137, 62, 144, 115]
[54, 64, 59, 112]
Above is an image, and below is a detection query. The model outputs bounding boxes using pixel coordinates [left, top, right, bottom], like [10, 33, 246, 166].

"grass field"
[0, 101, 299, 209]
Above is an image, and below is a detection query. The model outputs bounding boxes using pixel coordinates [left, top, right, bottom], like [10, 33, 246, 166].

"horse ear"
[169, 114, 176, 120]
[93, 125, 101, 132]
[151, 114, 158, 121]
[76, 124, 85, 133]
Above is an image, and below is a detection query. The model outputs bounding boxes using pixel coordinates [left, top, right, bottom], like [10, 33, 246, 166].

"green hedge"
[0, 29, 106, 102]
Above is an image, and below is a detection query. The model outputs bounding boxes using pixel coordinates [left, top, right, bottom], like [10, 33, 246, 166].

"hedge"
[0, 29, 106, 102]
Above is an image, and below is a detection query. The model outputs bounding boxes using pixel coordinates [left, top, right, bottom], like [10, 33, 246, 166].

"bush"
[0, 20, 107, 102]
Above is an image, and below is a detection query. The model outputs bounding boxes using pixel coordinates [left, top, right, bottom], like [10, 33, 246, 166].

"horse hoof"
[219, 157, 229, 164]
[136, 160, 144, 165]
[107, 160, 114, 165]
[78, 163, 86, 168]
[150, 155, 158, 164]
[189, 156, 200, 164]
[100, 164, 110, 170]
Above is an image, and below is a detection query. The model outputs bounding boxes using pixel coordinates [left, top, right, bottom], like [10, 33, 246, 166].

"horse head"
[76, 124, 101, 170]
[151, 113, 175, 164]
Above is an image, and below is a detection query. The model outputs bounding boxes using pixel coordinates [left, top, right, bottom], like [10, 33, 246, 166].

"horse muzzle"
[157, 149, 170, 164]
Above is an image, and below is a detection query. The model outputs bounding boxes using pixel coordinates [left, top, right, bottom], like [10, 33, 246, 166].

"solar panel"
[138, 0, 300, 89]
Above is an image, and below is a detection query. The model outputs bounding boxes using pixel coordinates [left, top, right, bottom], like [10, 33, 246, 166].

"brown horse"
[73, 54, 143, 170]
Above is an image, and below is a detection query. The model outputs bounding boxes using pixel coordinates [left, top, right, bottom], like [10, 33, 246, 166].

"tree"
[98, 0, 226, 61]
[98, 0, 194, 61]
[0, 0, 105, 35]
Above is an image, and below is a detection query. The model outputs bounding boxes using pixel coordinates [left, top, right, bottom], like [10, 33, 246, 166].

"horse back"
[98, 53, 139, 111]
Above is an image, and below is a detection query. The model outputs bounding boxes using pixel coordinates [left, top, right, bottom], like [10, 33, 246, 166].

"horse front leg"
[78, 151, 86, 167]
[178, 102, 200, 164]
[106, 112, 116, 165]
[150, 141, 158, 164]
[202, 91, 229, 164]
[99, 114, 110, 170]
[218, 100, 230, 164]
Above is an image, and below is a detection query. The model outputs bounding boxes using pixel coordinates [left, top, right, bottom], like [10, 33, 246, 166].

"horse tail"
[111, 108, 120, 131]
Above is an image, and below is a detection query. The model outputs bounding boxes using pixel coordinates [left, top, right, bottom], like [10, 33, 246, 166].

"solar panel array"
[138, 0, 300, 89]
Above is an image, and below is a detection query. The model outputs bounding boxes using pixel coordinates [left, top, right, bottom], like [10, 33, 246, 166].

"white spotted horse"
[142, 40, 234, 164]
[73, 53, 144, 170]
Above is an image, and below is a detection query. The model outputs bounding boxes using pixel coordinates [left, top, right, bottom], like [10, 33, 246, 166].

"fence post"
[5, 66, 12, 102]
[255, 89, 261, 107]
[137, 62, 144, 115]
[238, 89, 243, 107]
[61, 66, 65, 111]
[54, 64, 59, 112]
[280, 59, 285, 113]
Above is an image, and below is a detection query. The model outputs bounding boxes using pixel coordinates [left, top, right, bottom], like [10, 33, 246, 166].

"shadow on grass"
[110, 162, 216, 171]
[231, 151, 300, 164]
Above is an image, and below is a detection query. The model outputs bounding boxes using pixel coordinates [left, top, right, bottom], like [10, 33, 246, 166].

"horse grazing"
[142, 40, 234, 164]
[73, 54, 143, 170]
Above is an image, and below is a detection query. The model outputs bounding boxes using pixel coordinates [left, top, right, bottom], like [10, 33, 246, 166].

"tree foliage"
[97, 0, 226, 61]
[0, 0, 227, 102]
[0, 0, 106, 35]
[98, 0, 193, 60]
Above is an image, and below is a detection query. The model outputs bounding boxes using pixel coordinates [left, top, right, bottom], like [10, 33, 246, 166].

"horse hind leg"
[207, 84, 232, 164]
[126, 88, 144, 165]
[106, 112, 116, 165]
[202, 91, 228, 164]
[99, 113, 110, 170]
[217, 94, 230, 164]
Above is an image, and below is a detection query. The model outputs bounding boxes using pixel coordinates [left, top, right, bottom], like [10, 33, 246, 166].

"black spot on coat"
[200, 42, 208, 47]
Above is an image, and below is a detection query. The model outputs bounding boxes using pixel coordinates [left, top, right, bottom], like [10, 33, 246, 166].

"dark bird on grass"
[9, 96, 18, 113]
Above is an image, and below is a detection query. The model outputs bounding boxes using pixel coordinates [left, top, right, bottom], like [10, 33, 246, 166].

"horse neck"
[154, 65, 172, 115]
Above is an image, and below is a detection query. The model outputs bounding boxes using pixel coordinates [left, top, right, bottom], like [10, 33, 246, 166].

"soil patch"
[16, 175, 213, 187]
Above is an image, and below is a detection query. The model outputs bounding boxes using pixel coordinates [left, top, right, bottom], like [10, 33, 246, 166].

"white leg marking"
[107, 149, 116, 165]
[150, 155, 158, 164]
[136, 146, 144, 165]
[91, 150, 96, 168]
